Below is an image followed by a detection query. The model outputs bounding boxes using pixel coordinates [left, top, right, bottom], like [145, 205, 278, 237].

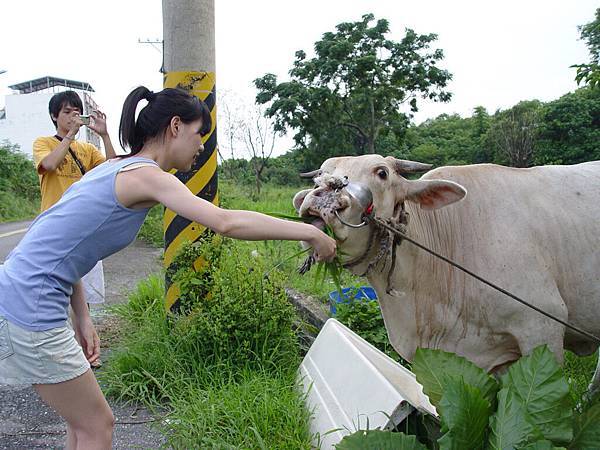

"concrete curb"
[286, 288, 330, 330]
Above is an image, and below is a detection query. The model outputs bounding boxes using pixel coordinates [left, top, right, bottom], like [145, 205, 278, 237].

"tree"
[470, 106, 493, 163]
[218, 90, 245, 179]
[572, 8, 600, 88]
[535, 88, 600, 165]
[217, 91, 278, 193]
[254, 13, 452, 166]
[241, 105, 277, 194]
[486, 101, 542, 167]
[405, 113, 484, 167]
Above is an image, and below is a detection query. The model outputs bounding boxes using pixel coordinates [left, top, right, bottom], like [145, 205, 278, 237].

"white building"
[0, 76, 102, 158]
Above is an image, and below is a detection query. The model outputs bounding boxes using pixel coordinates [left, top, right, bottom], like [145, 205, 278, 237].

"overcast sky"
[0, 0, 597, 157]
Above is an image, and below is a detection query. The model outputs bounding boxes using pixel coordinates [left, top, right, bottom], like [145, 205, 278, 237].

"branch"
[338, 121, 367, 137]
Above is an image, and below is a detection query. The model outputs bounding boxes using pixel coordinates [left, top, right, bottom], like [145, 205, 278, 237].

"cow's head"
[293, 155, 467, 268]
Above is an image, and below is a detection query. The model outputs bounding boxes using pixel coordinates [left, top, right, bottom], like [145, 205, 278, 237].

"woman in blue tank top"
[0, 86, 337, 449]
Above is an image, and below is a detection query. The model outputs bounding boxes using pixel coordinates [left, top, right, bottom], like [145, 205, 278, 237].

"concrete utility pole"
[162, 0, 218, 311]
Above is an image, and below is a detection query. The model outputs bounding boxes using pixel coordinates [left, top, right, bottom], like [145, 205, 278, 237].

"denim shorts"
[0, 316, 90, 385]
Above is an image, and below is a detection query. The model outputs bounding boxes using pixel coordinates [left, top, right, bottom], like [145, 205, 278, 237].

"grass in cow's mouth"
[267, 211, 344, 296]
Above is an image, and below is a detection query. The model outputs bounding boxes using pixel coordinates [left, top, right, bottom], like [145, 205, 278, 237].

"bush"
[101, 240, 312, 448]
[335, 296, 404, 364]
[168, 234, 225, 315]
[0, 141, 40, 221]
[138, 204, 164, 247]
[171, 240, 299, 369]
[338, 345, 600, 449]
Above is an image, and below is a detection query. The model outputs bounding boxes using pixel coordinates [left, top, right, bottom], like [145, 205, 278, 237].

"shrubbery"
[338, 345, 600, 449]
[0, 141, 40, 221]
[102, 239, 311, 448]
[170, 238, 299, 369]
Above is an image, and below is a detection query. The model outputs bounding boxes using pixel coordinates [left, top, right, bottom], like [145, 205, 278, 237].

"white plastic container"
[299, 319, 437, 449]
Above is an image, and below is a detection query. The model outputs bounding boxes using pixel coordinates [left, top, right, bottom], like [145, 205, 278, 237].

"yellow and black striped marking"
[163, 71, 218, 311]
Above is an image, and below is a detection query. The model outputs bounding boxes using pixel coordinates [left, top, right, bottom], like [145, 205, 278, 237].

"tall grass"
[138, 204, 165, 247]
[101, 244, 314, 448]
[0, 191, 39, 222]
[0, 141, 40, 222]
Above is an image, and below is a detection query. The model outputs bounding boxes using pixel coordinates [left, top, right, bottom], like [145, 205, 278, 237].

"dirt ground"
[0, 240, 168, 449]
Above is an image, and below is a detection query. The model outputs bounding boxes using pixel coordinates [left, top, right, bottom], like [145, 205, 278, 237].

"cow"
[293, 155, 600, 394]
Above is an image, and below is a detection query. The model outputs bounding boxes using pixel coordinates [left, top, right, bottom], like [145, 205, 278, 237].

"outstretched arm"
[134, 168, 336, 261]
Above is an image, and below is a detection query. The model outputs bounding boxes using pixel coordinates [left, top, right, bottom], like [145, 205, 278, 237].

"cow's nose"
[293, 189, 312, 212]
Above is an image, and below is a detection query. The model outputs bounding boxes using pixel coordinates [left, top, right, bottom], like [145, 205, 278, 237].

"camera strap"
[54, 135, 86, 176]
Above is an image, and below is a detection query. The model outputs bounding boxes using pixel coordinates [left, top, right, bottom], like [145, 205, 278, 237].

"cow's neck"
[366, 202, 467, 351]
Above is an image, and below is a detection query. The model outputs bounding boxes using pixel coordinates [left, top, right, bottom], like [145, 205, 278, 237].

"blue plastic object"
[328, 286, 378, 315]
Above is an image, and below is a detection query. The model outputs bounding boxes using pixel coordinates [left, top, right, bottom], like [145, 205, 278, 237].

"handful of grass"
[268, 212, 344, 295]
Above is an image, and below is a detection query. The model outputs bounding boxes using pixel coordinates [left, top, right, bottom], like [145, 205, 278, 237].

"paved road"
[0, 220, 31, 262]
[0, 220, 166, 449]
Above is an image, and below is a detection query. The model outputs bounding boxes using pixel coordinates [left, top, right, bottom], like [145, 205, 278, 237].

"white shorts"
[82, 260, 105, 304]
[0, 316, 90, 385]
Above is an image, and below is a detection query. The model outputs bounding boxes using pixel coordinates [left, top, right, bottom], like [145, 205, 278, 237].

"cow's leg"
[511, 282, 568, 365]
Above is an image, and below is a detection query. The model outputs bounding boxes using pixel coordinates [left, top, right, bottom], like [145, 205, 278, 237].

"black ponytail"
[119, 86, 212, 155]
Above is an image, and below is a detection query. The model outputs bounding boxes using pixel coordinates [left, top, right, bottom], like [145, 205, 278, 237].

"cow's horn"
[299, 169, 321, 179]
[394, 159, 433, 174]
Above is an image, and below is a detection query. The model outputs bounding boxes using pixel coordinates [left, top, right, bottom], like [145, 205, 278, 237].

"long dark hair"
[119, 86, 211, 155]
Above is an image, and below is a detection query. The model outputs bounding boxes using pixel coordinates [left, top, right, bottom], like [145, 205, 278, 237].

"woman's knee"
[73, 407, 114, 435]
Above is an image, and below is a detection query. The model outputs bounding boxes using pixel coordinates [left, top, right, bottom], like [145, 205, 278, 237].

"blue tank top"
[0, 157, 159, 331]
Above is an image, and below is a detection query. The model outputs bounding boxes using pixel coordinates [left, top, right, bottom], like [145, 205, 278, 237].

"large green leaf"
[570, 403, 600, 450]
[412, 348, 499, 408]
[335, 430, 427, 450]
[501, 345, 573, 444]
[437, 378, 490, 450]
[488, 388, 543, 450]
[521, 440, 566, 450]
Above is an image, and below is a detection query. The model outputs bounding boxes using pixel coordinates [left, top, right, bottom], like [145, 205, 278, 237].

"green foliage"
[165, 368, 313, 449]
[172, 243, 299, 368]
[488, 388, 544, 449]
[571, 403, 600, 449]
[169, 234, 225, 315]
[405, 112, 485, 167]
[412, 348, 499, 409]
[255, 13, 451, 165]
[403, 90, 599, 169]
[102, 242, 312, 448]
[222, 85, 599, 183]
[413, 345, 598, 450]
[111, 274, 165, 328]
[336, 430, 427, 450]
[137, 204, 164, 247]
[521, 441, 565, 450]
[500, 346, 573, 443]
[335, 298, 403, 363]
[572, 8, 600, 88]
[534, 88, 600, 165]
[0, 141, 40, 222]
[564, 350, 599, 406]
[437, 379, 490, 450]
[486, 101, 543, 167]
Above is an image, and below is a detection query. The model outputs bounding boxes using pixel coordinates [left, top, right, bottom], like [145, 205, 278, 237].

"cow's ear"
[405, 179, 466, 210]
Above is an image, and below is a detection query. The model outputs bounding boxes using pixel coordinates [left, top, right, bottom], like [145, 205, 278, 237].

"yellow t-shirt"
[33, 136, 106, 212]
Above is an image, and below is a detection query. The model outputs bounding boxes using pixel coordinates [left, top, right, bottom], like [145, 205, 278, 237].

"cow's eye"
[377, 169, 388, 180]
